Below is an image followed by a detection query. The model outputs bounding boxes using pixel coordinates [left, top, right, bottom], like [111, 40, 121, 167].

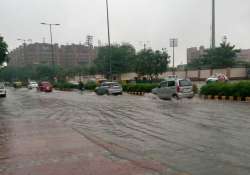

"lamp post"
[40, 23, 60, 67]
[106, 0, 112, 80]
[211, 0, 216, 49]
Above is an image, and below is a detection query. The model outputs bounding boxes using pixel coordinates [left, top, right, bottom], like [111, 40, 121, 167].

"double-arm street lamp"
[40, 23, 60, 67]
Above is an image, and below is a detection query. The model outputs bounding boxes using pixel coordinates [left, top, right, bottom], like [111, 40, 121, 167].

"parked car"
[95, 82, 123, 95]
[37, 81, 53, 92]
[152, 78, 194, 100]
[0, 83, 7, 97]
[206, 73, 229, 84]
[28, 81, 38, 89]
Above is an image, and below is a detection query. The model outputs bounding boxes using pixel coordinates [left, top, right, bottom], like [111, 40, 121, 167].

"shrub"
[200, 81, 250, 97]
[122, 83, 158, 93]
[84, 81, 97, 90]
[54, 82, 78, 90]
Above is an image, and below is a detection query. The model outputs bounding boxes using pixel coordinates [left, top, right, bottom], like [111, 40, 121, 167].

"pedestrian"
[79, 81, 84, 94]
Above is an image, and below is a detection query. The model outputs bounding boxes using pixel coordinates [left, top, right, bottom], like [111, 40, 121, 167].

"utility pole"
[211, 0, 216, 49]
[40, 23, 60, 68]
[106, 0, 112, 80]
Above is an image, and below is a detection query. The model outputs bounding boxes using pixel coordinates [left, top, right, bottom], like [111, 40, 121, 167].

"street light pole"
[41, 23, 60, 68]
[211, 0, 216, 49]
[106, 0, 112, 80]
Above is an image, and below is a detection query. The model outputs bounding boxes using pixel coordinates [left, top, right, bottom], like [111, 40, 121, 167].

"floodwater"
[0, 88, 250, 175]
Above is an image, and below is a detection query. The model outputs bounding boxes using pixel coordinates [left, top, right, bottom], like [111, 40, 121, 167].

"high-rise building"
[187, 46, 250, 64]
[8, 43, 96, 68]
[187, 46, 205, 64]
[8, 43, 60, 67]
[237, 49, 250, 63]
[59, 44, 96, 67]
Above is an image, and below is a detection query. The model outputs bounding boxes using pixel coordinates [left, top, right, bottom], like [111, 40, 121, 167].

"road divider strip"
[200, 95, 250, 102]
[127, 92, 145, 96]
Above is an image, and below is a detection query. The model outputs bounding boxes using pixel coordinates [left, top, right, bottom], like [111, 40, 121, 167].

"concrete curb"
[200, 95, 250, 102]
[127, 92, 145, 96]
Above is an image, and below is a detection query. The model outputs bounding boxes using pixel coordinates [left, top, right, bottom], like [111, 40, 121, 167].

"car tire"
[1, 94, 6, 98]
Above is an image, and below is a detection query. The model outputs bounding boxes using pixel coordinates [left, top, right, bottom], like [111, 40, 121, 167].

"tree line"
[1, 34, 249, 82]
[187, 41, 249, 69]
[0, 42, 171, 82]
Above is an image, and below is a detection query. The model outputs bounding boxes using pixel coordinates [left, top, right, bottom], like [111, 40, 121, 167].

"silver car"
[95, 82, 123, 95]
[153, 78, 194, 100]
[0, 83, 7, 98]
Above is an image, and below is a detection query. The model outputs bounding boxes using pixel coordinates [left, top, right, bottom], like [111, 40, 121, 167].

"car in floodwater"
[13, 81, 22, 88]
[37, 81, 53, 93]
[27, 81, 38, 89]
[0, 83, 7, 97]
[95, 82, 123, 95]
[152, 78, 194, 100]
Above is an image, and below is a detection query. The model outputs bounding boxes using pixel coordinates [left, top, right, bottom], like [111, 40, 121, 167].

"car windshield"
[42, 82, 50, 86]
[102, 82, 119, 87]
[179, 80, 192, 86]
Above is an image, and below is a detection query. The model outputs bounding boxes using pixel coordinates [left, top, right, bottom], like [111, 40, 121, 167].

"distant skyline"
[1, 0, 250, 65]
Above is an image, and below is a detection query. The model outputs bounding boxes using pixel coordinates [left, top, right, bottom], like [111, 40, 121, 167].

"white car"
[206, 74, 229, 84]
[0, 83, 7, 97]
[95, 82, 123, 95]
[28, 81, 38, 89]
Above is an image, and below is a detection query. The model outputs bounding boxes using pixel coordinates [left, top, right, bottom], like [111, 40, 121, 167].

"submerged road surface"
[0, 88, 250, 175]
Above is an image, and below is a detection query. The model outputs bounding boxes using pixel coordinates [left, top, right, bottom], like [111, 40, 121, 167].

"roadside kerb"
[127, 92, 145, 96]
[200, 95, 250, 102]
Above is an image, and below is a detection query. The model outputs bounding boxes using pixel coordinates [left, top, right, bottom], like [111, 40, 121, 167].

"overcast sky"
[1, 0, 250, 65]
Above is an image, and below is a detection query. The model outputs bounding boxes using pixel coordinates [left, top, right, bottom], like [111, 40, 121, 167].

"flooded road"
[1, 88, 250, 175]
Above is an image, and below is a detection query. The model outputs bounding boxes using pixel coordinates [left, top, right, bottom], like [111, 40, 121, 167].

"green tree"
[189, 42, 240, 68]
[94, 43, 136, 76]
[0, 36, 8, 65]
[135, 49, 170, 79]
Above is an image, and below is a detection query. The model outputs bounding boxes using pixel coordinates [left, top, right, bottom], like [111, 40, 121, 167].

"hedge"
[200, 81, 250, 97]
[84, 81, 97, 90]
[122, 83, 158, 93]
[54, 82, 79, 90]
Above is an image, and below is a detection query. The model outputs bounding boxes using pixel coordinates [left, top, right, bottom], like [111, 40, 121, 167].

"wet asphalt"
[1, 88, 250, 175]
